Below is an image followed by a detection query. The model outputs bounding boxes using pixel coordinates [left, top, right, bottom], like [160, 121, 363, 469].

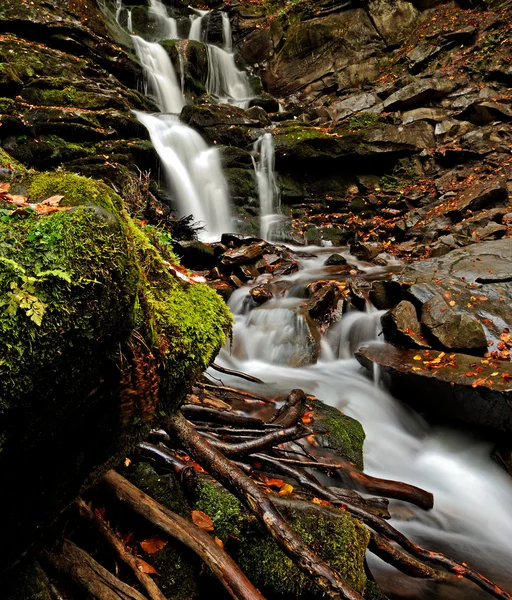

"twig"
[206, 424, 313, 458]
[75, 498, 167, 600]
[181, 405, 278, 428]
[198, 383, 272, 403]
[166, 412, 364, 600]
[211, 363, 265, 384]
[103, 470, 266, 600]
[41, 539, 149, 600]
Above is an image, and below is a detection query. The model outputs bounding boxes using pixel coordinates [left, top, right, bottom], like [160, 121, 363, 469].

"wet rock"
[306, 282, 346, 324]
[356, 344, 512, 434]
[249, 94, 280, 113]
[447, 176, 508, 220]
[250, 283, 274, 304]
[174, 240, 218, 270]
[370, 280, 403, 310]
[350, 241, 382, 261]
[221, 232, 262, 247]
[324, 253, 348, 266]
[245, 105, 271, 126]
[381, 300, 430, 348]
[382, 79, 457, 112]
[221, 241, 268, 265]
[421, 295, 487, 351]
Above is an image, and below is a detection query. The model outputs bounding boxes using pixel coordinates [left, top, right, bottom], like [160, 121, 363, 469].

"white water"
[132, 36, 185, 114]
[148, 0, 178, 40]
[189, 9, 208, 42]
[206, 45, 252, 108]
[136, 112, 231, 240]
[253, 131, 280, 239]
[211, 248, 512, 598]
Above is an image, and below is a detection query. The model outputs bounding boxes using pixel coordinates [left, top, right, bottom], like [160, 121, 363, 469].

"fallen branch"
[198, 383, 272, 403]
[270, 389, 306, 427]
[75, 497, 167, 600]
[211, 363, 265, 384]
[166, 412, 364, 600]
[181, 405, 276, 428]
[41, 539, 149, 600]
[103, 470, 266, 600]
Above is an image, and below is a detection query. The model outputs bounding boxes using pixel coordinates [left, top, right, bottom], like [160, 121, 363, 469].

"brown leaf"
[191, 510, 214, 531]
[140, 535, 168, 554]
[167, 262, 207, 284]
[9, 195, 29, 206]
[41, 195, 64, 206]
[0, 182, 10, 193]
[136, 558, 158, 574]
[214, 536, 224, 550]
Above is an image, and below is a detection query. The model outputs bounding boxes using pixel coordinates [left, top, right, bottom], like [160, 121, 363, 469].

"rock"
[245, 105, 271, 125]
[383, 79, 457, 112]
[447, 176, 508, 220]
[364, 122, 435, 152]
[337, 57, 381, 91]
[174, 240, 218, 270]
[350, 241, 382, 261]
[356, 344, 512, 434]
[324, 253, 348, 266]
[221, 241, 268, 265]
[334, 93, 379, 121]
[368, 0, 420, 46]
[406, 43, 441, 71]
[442, 25, 477, 45]
[394, 239, 512, 349]
[421, 295, 487, 351]
[401, 107, 450, 125]
[250, 283, 274, 304]
[221, 232, 263, 247]
[249, 94, 280, 113]
[307, 282, 345, 324]
[370, 280, 403, 310]
[458, 101, 512, 126]
[381, 300, 430, 348]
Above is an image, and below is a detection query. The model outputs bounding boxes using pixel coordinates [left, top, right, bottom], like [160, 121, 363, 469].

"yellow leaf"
[278, 483, 294, 496]
[491, 372, 499, 376]
[413, 355, 422, 360]
[124, 457, 131, 467]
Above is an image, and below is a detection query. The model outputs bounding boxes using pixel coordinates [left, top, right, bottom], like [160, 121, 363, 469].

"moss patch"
[194, 477, 369, 597]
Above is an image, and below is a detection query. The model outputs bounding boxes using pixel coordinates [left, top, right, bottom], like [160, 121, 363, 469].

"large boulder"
[0, 172, 232, 570]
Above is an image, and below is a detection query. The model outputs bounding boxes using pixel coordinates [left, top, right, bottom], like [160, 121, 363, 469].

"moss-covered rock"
[194, 476, 369, 598]
[0, 171, 231, 571]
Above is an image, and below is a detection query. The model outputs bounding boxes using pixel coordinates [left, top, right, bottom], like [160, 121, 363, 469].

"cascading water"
[148, 0, 178, 40]
[253, 131, 280, 239]
[188, 9, 208, 42]
[136, 111, 231, 239]
[210, 247, 512, 599]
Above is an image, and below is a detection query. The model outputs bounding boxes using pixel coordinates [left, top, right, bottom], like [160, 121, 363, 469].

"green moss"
[0, 97, 15, 114]
[194, 477, 369, 597]
[276, 124, 333, 145]
[348, 112, 381, 130]
[0, 148, 28, 174]
[21, 86, 113, 109]
[306, 399, 365, 470]
[28, 171, 122, 213]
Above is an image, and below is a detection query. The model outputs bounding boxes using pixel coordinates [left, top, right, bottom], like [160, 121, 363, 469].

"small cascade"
[148, 0, 178, 40]
[206, 46, 252, 108]
[132, 36, 185, 113]
[221, 12, 232, 52]
[136, 112, 231, 240]
[253, 131, 280, 239]
[188, 9, 208, 42]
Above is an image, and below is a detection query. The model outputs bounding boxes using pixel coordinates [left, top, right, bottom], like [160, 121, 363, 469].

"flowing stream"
[210, 247, 512, 599]
[253, 131, 280, 240]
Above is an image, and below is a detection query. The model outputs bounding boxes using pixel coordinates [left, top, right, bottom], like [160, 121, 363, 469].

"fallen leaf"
[191, 510, 214, 532]
[41, 195, 64, 206]
[124, 457, 131, 467]
[136, 558, 158, 574]
[140, 535, 168, 554]
[301, 411, 314, 424]
[214, 536, 224, 549]
[278, 483, 294, 496]
[413, 355, 422, 360]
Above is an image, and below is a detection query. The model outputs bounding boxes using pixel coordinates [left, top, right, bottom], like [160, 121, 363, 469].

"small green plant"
[4, 277, 46, 326]
[379, 175, 398, 191]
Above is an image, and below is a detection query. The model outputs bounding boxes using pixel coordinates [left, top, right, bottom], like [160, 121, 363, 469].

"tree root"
[75, 497, 167, 600]
[166, 411, 365, 600]
[102, 469, 267, 600]
[41, 539, 149, 600]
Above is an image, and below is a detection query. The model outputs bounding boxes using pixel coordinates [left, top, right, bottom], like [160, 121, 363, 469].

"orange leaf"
[9, 195, 29, 206]
[471, 377, 488, 388]
[301, 411, 314, 424]
[136, 558, 158, 574]
[140, 535, 168, 554]
[167, 262, 207, 284]
[0, 182, 10, 193]
[259, 474, 285, 488]
[191, 510, 214, 532]
[278, 483, 294, 496]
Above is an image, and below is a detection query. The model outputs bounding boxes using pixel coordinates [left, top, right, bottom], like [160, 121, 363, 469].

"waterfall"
[188, 9, 208, 42]
[148, 0, 178, 40]
[206, 45, 252, 108]
[135, 112, 231, 240]
[132, 36, 185, 113]
[222, 12, 232, 53]
[253, 132, 280, 239]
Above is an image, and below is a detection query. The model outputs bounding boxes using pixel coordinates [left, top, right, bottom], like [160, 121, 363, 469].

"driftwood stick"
[198, 383, 272, 403]
[41, 539, 149, 600]
[270, 389, 306, 427]
[368, 532, 449, 581]
[181, 405, 277, 428]
[271, 454, 433, 510]
[207, 424, 313, 458]
[211, 363, 265, 384]
[166, 412, 364, 600]
[75, 498, 167, 600]
[103, 470, 266, 600]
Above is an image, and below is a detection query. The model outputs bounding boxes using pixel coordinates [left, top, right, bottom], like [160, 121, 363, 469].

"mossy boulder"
[194, 476, 370, 598]
[0, 171, 232, 570]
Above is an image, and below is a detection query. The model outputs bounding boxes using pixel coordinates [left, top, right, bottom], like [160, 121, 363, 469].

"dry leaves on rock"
[0, 183, 70, 216]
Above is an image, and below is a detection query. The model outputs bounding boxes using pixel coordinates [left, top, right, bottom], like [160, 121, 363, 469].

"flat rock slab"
[394, 238, 512, 351]
[356, 344, 512, 434]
